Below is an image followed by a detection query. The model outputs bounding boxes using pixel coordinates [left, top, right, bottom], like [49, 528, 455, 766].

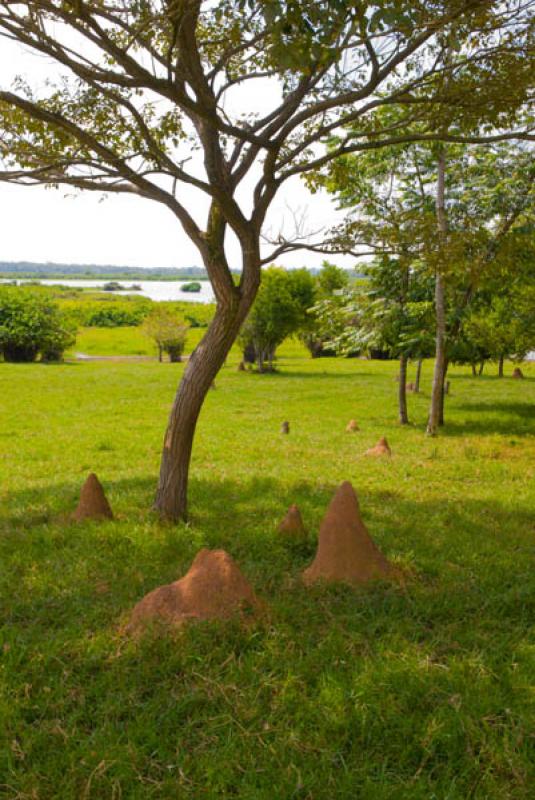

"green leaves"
[0, 287, 77, 362]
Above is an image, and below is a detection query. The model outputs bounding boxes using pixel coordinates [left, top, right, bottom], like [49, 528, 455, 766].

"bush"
[0, 288, 77, 362]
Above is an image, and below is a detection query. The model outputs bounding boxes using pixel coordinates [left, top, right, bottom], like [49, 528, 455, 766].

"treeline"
[0, 261, 207, 280]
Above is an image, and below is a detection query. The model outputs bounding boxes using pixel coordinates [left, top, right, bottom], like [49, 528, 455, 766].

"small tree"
[301, 261, 349, 357]
[0, 288, 76, 362]
[239, 267, 315, 371]
[142, 307, 188, 363]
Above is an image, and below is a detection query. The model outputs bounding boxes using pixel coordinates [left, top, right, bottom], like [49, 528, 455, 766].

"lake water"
[0, 278, 215, 303]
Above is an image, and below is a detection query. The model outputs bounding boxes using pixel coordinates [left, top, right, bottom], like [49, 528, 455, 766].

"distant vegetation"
[180, 281, 202, 293]
[0, 261, 208, 281]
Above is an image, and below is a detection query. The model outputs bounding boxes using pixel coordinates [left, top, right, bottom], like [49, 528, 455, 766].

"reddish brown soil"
[303, 481, 394, 586]
[346, 419, 360, 432]
[406, 382, 415, 392]
[277, 504, 307, 540]
[365, 436, 392, 457]
[512, 367, 524, 379]
[74, 473, 113, 521]
[128, 549, 260, 631]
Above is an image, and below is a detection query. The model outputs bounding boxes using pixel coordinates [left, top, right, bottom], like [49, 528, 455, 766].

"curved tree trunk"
[398, 354, 409, 425]
[154, 297, 252, 521]
[414, 358, 423, 393]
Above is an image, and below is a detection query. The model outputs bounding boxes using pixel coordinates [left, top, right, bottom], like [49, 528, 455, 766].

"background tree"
[300, 261, 349, 358]
[239, 267, 315, 371]
[142, 307, 188, 363]
[460, 285, 535, 376]
[312, 137, 535, 431]
[1, 2, 534, 518]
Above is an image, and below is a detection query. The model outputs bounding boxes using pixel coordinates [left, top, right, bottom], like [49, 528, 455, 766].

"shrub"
[0, 288, 77, 362]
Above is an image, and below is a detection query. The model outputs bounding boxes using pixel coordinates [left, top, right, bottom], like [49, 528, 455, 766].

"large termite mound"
[512, 367, 524, 379]
[129, 549, 260, 631]
[365, 436, 392, 457]
[303, 482, 394, 586]
[277, 504, 307, 540]
[346, 419, 360, 432]
[74, 473, 113, 521]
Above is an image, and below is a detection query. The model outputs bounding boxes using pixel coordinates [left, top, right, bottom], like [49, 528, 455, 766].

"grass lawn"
[1, 341, 534, 799]
[67, 325, 207, 357]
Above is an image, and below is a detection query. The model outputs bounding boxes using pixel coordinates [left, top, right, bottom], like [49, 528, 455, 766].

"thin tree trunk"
[414, 358, 423, 393]
[471, 362, 477, 377]
[154, 299, 251, 521]
[478, 360, 485, 376]
[158, 344, 163, 363]
[257, 348, 264, 373]
[498, 354, 504, 377]
[438, 358, 449, 427]
[427, 150, 448, 437]
[398, 354, 409, 424]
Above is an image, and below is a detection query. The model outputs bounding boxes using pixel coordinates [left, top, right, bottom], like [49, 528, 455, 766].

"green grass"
[1, 343, 534, 799]
[68, 325, 207, 357]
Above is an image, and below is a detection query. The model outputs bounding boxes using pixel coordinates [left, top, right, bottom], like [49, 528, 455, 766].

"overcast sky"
[0, 38, 356, 271]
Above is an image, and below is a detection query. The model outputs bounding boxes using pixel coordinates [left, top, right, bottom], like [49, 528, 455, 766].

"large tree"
[0, 2, 534, 519]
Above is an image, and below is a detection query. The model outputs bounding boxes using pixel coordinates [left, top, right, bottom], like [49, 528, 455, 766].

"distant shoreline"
[0, 274, 210, 282]
[0, 260, 209, 282]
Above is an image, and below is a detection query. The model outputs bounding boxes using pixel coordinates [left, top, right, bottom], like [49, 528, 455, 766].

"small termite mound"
[303, 481, 394, 586]
[237, 361, 246, 372]
[128, 549, 261, 632]
[74, 473, 113, 522]
[512, 367, 524, 379]
[346, 419, 360, 432]
[281, 421, 290, 434]
[277, 504, 307, 541]
[364, 436, 391, 457]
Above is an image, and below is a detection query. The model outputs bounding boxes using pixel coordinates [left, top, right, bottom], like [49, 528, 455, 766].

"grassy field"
[67, 325, 207, 357]
[1, 340, 534, 799]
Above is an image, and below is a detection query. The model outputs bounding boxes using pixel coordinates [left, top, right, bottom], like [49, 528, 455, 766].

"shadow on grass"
[455, 400, 535, 418]
[2, 472, 533, 591]
[440, 400, 535, 437]
[240, 368, 379, 380]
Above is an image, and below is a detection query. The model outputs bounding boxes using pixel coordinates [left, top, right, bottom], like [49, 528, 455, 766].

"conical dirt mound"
[129, 549, 260, 631]
[365, 436, 391, 457]
[346, 419, 359, 432]
[277, 504, 306, 540]
[512, 367, 524, 379]
[74, 473, 113, 521]
[303, 482, 394, 585]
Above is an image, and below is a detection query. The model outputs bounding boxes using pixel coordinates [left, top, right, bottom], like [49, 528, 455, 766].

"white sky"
[0, 37, 355, 271]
